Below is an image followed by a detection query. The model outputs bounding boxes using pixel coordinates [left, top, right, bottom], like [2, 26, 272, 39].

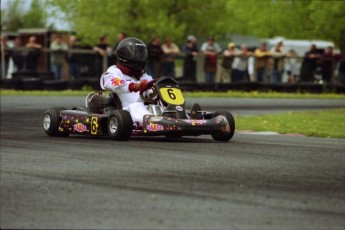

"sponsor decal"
[146, 124, 164, 131]
[176, 106, 183, 111]
[149, 116, 163, 122]
[73, 123, 87, 133]
[111, 78, 126, 87]
[184, 119, 207, 125]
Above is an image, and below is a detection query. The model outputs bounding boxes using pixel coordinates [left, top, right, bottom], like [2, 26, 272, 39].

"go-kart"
[43, 77, 235, 141]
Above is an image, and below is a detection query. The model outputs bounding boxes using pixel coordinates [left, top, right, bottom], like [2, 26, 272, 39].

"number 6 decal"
[91, 117, 98, 135]
[167, 89, 176, 100]
[159, 87, 185, 105]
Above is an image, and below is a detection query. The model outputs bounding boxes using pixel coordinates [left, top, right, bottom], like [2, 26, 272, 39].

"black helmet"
[116, 37, 148, 72]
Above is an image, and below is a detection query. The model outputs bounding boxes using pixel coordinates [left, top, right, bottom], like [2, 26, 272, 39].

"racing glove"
[128, 80, 148, 92]
[143, 88, 156, 99]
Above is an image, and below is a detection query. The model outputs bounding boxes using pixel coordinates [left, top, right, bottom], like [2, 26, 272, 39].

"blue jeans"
[69, 63, 81, 79]
[231, 69, 249, 83]
[205, 72, 216, 83]
[51, 63, 63, 80]
[256, 67, 266, 82]
[271, 69, 283, 83]
[161, 61, 175, 78]
[339, 72, 345, 84]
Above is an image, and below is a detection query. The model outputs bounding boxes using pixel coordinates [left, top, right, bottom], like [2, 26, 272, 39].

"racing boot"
[190, 103, 203, 119]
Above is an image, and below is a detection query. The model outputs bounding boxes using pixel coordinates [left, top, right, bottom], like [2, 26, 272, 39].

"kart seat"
[108, 93, 123, 109]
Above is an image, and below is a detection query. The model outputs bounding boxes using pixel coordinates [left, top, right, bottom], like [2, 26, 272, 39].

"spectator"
[254, 42, 271, 82]
[182, 35, 198, 82]
[217, 42, 236, 83]
[200, 36, 222, 83]
[111, 32, 127, 65]
[0, 35, 10, 78]
[146, 37, 163, 78]
[10, 37, 25, 72]
[161, 37, 180, 78]
[113, 32, 127, 51]
[231, 44, 252, 83]
[285, 49, 299, 83]
[270, 41, 286, 83]
[338, 54, 345, 84]
[300, 44, 321, 82]
[50, 35, 68, 80]
[322, 46, 337, 83]
[93, 35, 112, 76]
[66, 35, 81, 79]
[25, 36, 42, 71]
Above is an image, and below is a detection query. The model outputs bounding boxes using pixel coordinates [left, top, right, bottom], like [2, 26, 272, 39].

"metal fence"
[1, 46, 343, 85]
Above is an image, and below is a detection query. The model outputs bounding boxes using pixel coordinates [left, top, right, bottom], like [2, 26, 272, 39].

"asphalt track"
[1, 96, 345, 229]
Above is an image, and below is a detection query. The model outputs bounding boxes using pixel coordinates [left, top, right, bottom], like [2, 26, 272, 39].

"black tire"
[211, 111, 235, 142]
[107, 110, 133, 141]
[43, 107, 69, 137]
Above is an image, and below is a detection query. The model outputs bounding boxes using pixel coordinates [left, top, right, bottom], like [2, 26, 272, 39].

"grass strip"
[235, 108, 345, 138]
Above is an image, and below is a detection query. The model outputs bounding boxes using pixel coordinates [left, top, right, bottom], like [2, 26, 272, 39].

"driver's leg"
[126, 102, 151, 126]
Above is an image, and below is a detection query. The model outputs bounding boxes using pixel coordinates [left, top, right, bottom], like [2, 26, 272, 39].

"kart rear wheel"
[108, 110, 133, 141]
[43, 107, 69, 137]
[211, 111, 235, 142]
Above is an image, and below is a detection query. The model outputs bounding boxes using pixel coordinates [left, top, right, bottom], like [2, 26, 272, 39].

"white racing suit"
[100, 65, 153, 125]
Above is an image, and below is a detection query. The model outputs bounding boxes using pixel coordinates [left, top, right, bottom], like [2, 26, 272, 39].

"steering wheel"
[140, 79, 157, 103]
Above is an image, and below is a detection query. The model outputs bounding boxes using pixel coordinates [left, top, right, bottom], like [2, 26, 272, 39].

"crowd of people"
[1, 33, 345, 84]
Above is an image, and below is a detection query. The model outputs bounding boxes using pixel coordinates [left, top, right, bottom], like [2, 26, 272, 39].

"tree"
[1, 0, 24, 31]
[1, 0, 48, 31]
[49, 0, 229, 45]
[309, 1, 345, 53]
[22, 0, 47, 29]
[226, 0, 345, 52]
[49, 0, 345, 50]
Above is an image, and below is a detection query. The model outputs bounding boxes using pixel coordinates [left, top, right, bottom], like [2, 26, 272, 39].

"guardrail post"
[102, 55, 108, 72]
[1, 44, 5, 79]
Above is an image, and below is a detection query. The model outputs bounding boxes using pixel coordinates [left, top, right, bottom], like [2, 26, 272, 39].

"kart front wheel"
[108, 110, 133, 141]
[211, 111, 235, 142]
[43, 107, 69, 137]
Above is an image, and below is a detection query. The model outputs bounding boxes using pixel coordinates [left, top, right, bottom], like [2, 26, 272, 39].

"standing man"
[270, 40, 286, 83]
[254, 42, 271, 82]
[300, 44, 321, 82]
[1, 35, 10, 78]
[93, 35, 112, 77]
[11, 37, 25, 72]
[231, 44, 252, 83]
[217, 42, 237, 83]
[112, 32, 127, 65]
[146, 37, 163, 78]
[25, 36, 42, 71]
[50, 35, 68, 80]
[161, 37, 180, 78]
[66, 35, 81, 79]
[200, 36, 222, 83]
[182, 35, 198, 82]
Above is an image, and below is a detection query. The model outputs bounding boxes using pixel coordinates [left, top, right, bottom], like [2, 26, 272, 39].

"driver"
[100, 37, 154, 126]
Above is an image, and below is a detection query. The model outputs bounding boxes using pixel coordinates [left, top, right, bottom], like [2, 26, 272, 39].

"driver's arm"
[128, 80, 148, 92]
